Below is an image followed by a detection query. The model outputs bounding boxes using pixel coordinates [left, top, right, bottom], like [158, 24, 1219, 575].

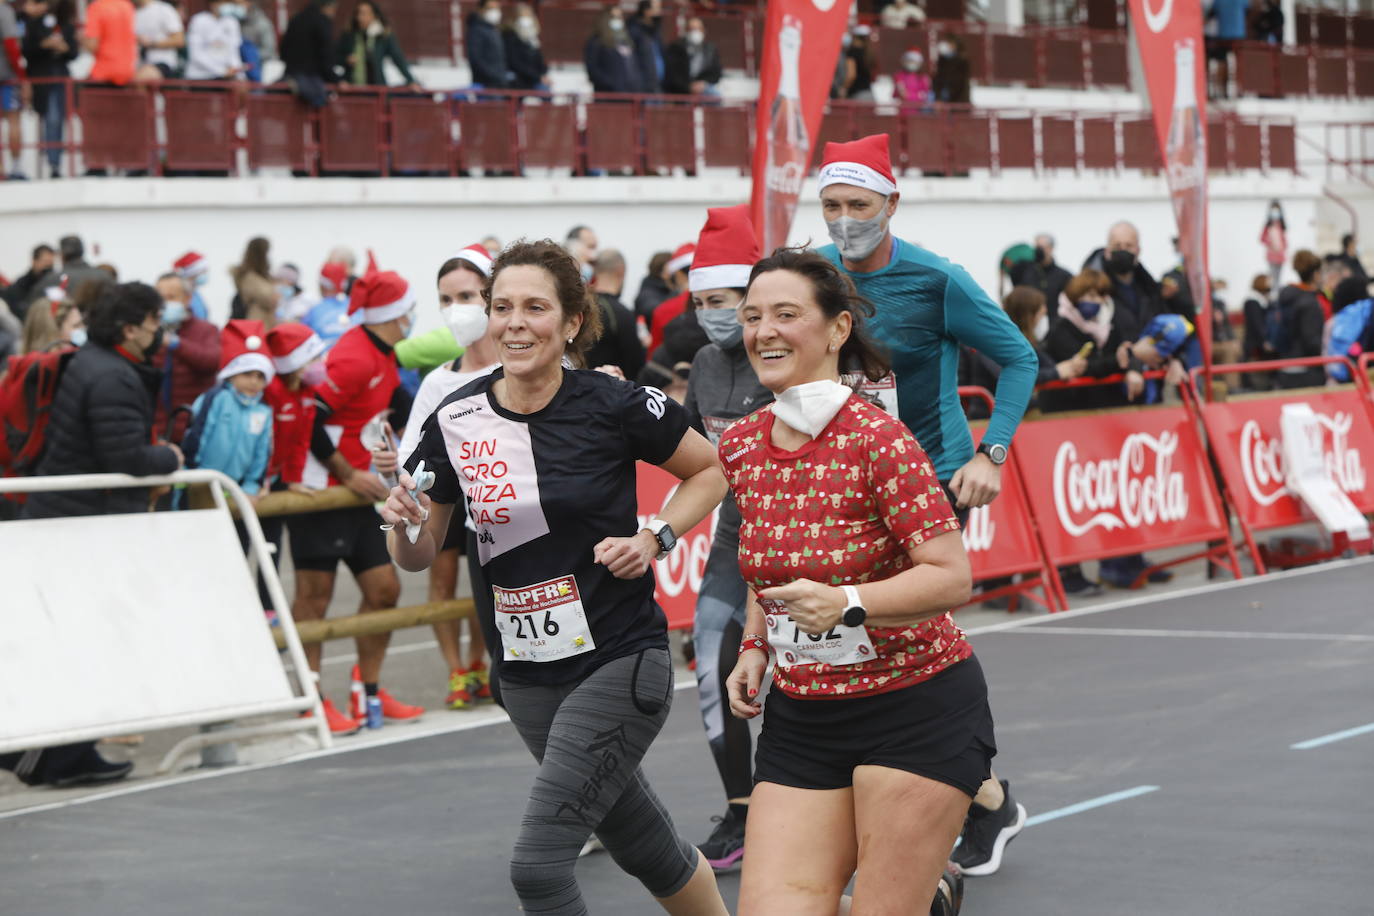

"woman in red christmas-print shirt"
[720, 248, 994, 916]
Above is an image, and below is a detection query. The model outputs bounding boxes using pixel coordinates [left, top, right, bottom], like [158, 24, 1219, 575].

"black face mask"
[1034, 245, 1049, 265]
[1107, 249, 1136, 276]
[147, 327, 164, 361]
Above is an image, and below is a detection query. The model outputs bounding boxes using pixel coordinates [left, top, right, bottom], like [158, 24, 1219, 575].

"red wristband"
[739, 634, 769, 657]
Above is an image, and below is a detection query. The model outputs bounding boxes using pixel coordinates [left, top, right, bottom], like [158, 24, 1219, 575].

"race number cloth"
[760, 596, 875, 668]
[493, 575, 597, 663]
[720, 394, 970, 699]
[407, 369, 689, 686]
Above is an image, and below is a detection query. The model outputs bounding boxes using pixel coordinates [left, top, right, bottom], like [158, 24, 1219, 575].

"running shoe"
[304, 697, 360, 736]
[377, 689, 425, 722]
[951, 780, 1026, 877]
[464, 661, 493, 702]
[446, 669, 475, 710]
[697, 807, 747, 872]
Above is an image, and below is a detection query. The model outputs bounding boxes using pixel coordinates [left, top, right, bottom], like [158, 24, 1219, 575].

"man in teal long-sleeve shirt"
[815, 133, 1034, 880]
[816, 133, 1037, 509]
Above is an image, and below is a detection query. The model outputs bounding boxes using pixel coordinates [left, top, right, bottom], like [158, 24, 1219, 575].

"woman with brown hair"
[231, 237, 272, 321]
[721, 248, 986, 915]
[383, 239, 729, 916]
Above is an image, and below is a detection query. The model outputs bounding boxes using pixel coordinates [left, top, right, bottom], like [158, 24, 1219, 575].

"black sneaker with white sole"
[951, 779, 1026, 877]
[697, 806, 747, 872]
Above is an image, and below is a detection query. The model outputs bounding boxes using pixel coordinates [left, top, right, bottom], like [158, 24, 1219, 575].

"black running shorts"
[289, 506, 393, 575]
[753, 655, 996, 798]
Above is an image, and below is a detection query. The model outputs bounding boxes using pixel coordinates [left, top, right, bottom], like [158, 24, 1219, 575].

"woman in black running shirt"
[383, 240, 729, 916]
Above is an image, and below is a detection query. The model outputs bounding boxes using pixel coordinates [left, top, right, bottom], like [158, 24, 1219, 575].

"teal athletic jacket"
[821, 238, 1037, 480]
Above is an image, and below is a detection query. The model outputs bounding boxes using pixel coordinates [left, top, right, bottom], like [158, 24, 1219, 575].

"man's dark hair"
[59, 235, 83, 263]
[32, 244, 54, 261]
[1342, 233, 1355, 249]
[87, 282, 162, 348]
[565, 225, 591, 243]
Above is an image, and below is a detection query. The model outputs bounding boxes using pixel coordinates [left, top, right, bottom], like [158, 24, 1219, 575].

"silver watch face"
[984, 443, 1007, 465]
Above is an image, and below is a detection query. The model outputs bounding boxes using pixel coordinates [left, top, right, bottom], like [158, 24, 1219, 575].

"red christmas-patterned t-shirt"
[719, 395, 969, 700]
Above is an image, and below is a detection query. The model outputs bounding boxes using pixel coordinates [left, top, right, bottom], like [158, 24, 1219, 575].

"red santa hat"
[689, 205, 760, 293]
[817, 133, 897, 196]
[173, 251, 208, 279]
[218, 319, 276, 383]
[266, 322, 327, 375]
[451, 243, 493, 278]
[348, 269, 415, 324]
[320, 262, 349, 294]
[666, 242, 696, 276]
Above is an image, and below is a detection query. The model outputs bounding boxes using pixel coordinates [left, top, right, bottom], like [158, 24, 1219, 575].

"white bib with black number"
[859, 372, 901, 421]
[760, 597, 875, 669]
[493, 575, 597, 663]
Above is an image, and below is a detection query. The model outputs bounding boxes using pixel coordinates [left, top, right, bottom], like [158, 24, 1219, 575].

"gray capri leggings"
[500, 647, 698, 915]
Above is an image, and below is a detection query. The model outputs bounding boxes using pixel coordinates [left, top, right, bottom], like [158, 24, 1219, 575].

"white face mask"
[609, 17, 624, 32]
[69, 327, 88, 348]
[301, 360, 329, 388]
[826, 203, 890, 261]
[442, 303, 489, 348]
[686, 30, 704, 45]
[1033, 313, 1049, 341]
[483, 7, 501, 25]
[771, 379, 851, 439]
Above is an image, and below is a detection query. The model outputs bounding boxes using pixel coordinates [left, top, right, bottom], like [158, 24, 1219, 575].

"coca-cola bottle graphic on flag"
[764, 14, 809, 252]
[1165, 39, 1207, 302]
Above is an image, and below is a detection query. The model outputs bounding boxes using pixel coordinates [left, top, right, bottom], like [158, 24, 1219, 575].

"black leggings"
[691, 532, 754, 801]
[500, 648, 698, 915]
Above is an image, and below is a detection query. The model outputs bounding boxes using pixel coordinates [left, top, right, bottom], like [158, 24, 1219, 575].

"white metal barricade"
[0, 470, 330, 772]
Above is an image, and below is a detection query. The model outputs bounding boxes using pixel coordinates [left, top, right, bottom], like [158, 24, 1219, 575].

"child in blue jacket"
[184, 319, 275, 502]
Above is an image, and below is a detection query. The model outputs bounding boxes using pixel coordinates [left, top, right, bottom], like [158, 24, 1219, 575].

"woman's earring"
[567, 337, 574, 345]
[828, 341, 837, 353]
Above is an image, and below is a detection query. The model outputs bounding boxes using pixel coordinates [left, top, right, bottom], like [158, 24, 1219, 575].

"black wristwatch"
[977, 442, 1008, 466]
[841, 585, 867, 628]
[646, 518, 677, 559]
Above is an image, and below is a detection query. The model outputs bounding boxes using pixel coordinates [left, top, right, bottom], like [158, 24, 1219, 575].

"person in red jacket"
[290, 269, 424, 734]
[153, 272, 220, 442]
[264, 322, 327, 491]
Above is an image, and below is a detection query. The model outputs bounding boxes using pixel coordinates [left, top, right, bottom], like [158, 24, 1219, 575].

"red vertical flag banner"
[750, 0, 855, 254]
[1126, 0, 1214, 393]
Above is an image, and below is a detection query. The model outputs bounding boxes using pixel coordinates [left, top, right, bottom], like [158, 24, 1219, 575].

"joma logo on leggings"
[553, 725, 629, 827]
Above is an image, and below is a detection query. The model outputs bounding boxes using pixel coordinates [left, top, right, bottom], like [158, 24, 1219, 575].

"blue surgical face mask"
[162, 300, 188, 327]
[1076, 300, 1102, 320]
[69, 327, 88, 348]
[696, 307, 743, 349]
[580, 262, 594, 284]
[195, 273, 209, 288]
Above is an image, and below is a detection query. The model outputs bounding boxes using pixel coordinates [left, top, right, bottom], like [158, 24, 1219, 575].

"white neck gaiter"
[772, 379, 851, 439]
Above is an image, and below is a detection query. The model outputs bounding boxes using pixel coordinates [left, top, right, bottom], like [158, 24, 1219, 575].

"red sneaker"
[378, 689, 425, 722]
[446, 669, 474, 710]
[465, 661, 493, 702]
[302, 696, 360, 736]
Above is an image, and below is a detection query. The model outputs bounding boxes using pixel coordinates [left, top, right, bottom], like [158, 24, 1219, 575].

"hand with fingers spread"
[759, 579, 845, 637]
[726, 649, 768, 719]
[593, 530, 659, 580]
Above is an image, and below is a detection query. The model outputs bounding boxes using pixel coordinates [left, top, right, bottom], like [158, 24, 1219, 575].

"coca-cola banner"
[964, 428, 1049, 584]
[637, 462, 717, 630]
[1199, 391, 1374, 530]
[750, 0, 856, 253]
[1015, 408, 1229, 565]
[1126, 0, 1213, 374]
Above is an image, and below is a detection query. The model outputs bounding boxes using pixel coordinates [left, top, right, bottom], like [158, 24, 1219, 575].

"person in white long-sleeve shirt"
[185, 1, 245, 80]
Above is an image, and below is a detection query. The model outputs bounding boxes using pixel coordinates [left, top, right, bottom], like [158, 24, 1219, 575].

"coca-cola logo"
[961, 505, 996, 553]
[1238, 413, 1368, 507]
[766, 160, 806, 196]
[1052, 433, 1189, 536]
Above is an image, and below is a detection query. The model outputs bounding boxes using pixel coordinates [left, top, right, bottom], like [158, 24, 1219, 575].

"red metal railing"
[0, 79, 1305, 181]
[0, 79, 1309, 180]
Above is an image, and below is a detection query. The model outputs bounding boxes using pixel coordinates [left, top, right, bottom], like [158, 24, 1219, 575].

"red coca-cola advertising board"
[1014, 407, 1229, 565]
[750, 0, 855, 254]
[1199, 391, 1374, 530]
[637, 462, 718, 630]
[1126, 0, 1213, 371]
[964, 428, 1046, 582]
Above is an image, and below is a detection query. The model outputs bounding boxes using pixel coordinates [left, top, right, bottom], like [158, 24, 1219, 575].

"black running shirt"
[406, 368, 689, 686]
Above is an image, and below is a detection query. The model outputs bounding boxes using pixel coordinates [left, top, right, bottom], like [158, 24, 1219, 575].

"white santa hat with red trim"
[452, 243, 493, 278]
[817, 133, 898, 196]
[348, 269, 416, 324]
[218, 319, 276, 383]
[173, 250, 208, 279]
[666, 242, 696, 276]
[266, 322, 327, 375]
[689, 204, 760, 293]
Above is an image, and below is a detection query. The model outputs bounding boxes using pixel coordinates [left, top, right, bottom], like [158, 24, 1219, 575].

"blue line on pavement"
[1024, 785, 1160, 828]
[1291, 722, 1374, 750]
